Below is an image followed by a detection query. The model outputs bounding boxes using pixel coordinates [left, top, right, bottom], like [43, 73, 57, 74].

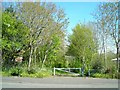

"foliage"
[68, 58, 82, 68]
[15, 2, 68, 69]
[2, 71, 11, 76]
[2, 67, 52, 78]
[2, 11, 29, 69]
[2, 2, 68, 71]
[9, 67, 23, 76]
[67, 24, 97, 75]
[2, 2, 119, 79]
[93, 2, 119, 70]
[91, 58, 103, 73]
[92, 73, 111, 79]
[27, 68, 37, 74]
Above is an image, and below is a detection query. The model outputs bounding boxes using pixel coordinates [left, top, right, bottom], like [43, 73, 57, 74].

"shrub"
[86, 69, 98, 77]
[35, 72, 43, 78]
[20, 72, 29, 77]
[92, 73, 111, 79]
[9, 67, 23, 76]
[114, 72, 120, 79]
[27, 68, 36, 74]
[21, 68, 52, 78]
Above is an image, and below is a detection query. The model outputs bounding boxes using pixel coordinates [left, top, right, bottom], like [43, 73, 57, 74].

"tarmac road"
[2, 76, 118, 88]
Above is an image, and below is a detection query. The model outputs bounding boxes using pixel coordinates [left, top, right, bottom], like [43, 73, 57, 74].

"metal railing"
[53, 67, 82, 76]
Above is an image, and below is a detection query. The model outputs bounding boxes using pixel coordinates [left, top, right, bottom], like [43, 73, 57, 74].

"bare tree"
[17, 2, 68, 70]
[93, 2, 119, 70]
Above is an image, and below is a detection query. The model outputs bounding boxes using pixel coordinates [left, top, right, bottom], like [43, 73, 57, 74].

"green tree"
[17, 2, 68, 69]
[67, 24, 97, 75]
[2, 11, 29, 69]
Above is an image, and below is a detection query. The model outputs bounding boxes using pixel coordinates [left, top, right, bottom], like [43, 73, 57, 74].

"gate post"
[88, 68, 90, 77]
[54, 67, 55, 76]
[69, 68, 70, 72]
[79, 68, 81, 76]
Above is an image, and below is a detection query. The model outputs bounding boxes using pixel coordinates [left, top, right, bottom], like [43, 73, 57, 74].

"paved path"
[2, 76, 118, 88]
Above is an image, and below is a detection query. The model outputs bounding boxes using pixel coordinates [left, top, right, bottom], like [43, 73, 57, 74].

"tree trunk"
[116, 46, 119, 72]
[41, 49, 49, 68]
[28, 42, 33, 70]
[82, 47, 85, 77]
[41, 54, 47, 68]
[102, 33, 107, 68]
[103, 40, 107, 68]
[34, 47, 37, 68]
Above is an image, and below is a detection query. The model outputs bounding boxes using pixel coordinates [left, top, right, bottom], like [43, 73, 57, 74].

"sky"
[54, 2, 99, 34]
[54, 2, 116, 53]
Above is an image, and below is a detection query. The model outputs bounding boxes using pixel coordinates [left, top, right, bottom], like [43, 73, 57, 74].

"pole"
[54, 67, 55, 76]
[88, 68, 90, 77]
[79, 68, 81, 76]
[69, 68, 70, 72]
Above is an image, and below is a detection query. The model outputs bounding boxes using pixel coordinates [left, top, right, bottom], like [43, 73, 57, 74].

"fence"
[53, 67, 82, 76]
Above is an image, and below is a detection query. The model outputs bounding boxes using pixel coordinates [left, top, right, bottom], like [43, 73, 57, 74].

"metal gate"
[53, 67, 82, 76]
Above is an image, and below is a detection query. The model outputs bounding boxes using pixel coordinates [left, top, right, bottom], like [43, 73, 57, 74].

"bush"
[85, 69, 98, 77]
[2, 67, 52, 78]
[20, 68, 52, 78]
[20, 72, 29, 77]
[91, 59, 103, 73]
[27, 68, 36, 74]
[9, 67, 23, 76]
[35, 72, 43, 78]
[114, 72, 120, 79]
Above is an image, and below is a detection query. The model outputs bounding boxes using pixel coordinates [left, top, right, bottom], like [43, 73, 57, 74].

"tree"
[16, 2, 68, 69]
[2, 10, 29, 69]
[93, 2, 119, 70]
[67, 24, 97, 75]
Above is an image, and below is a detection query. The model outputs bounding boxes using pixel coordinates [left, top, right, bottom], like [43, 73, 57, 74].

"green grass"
[92, 73, 110, 79]
[2, 71, 11, 76]
[91, 73, 119, 79]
